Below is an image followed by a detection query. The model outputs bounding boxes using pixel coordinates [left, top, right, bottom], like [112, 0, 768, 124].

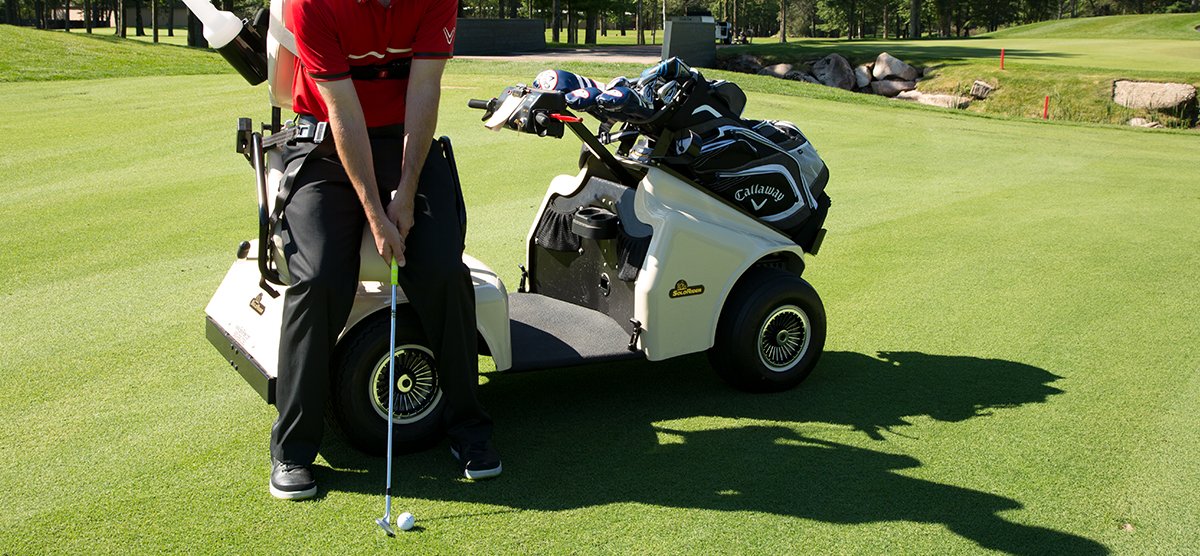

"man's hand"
[370, 214, 406, 268]
[383, 188, 415, 268]
[386, 191, 415, 241]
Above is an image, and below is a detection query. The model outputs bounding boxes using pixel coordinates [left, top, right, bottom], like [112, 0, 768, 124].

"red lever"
[549, 113, 582, 122]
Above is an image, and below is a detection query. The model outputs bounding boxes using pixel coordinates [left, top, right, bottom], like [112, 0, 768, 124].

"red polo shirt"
[290, 0, 457, 127]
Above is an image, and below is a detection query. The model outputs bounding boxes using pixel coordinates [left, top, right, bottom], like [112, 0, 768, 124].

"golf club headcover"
[534, 69, 603, 92]
[596, 87, 656, 122]
[565, 87, 605, 111]
[605, 76, 632, 90]
[637, 57, 694, 87]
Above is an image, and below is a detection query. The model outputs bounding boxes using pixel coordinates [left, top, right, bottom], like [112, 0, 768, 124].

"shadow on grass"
[318, 351, 1107, 556]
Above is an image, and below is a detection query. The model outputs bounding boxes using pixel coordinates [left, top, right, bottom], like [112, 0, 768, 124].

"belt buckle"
[293, 121, 328, 144]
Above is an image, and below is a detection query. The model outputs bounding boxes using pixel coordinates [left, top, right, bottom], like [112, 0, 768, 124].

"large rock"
[784, 71, 821, 84]
[724, 54, 764, 74]
[872, 52, 919, 82]
[897, 90, 971, 109]
[871, 80, 917, 97]
[970, 80, 995, 99]
[758, 63, 794, 78]
[854, 64, 873, 89]
[812, 53, 855, 91]
[1112, 80, 1196, 110]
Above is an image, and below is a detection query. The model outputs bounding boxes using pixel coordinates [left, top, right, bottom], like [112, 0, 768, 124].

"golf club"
[376, 258, 400, 536]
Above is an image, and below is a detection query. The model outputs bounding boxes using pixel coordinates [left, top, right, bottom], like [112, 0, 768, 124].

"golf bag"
[639, 61, 829, 252]
[535, 60, 830, 253]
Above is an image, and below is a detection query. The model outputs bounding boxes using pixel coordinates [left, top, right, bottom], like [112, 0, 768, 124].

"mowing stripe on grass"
[2, 68, 1198, 554]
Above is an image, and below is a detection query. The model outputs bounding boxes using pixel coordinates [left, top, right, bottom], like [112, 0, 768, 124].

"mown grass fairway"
[984, 13, 1200, 40]
[2, 20, 1199, 555]
[0, 25, 230, 82]
[735, 35, 1200, 73]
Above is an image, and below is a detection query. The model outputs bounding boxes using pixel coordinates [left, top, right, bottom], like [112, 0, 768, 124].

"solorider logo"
[669, 280, 705, 299]
[249, 293, 266, 315]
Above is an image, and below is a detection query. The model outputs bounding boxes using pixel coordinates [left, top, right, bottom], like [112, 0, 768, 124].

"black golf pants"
[270, 132, 492, 466]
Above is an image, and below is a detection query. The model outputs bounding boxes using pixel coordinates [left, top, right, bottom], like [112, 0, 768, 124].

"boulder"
[1112, 80, 1196, 110]
[1129, 117, 1164, 128]
[784, 71, 821, 85]
[897, 90, 971, 109]
[930, 94, 971, 109]
[758, 63, 794, 78]
[871, 80, 917, 97]
[724, 54, 764, 75]
[872, 52, 919, 82]
[812, 53, 855, 91]
[970, 80, 995, 100]
[854, 64, 873, 89]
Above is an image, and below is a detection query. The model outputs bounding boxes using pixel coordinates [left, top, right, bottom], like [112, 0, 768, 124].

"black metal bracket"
[628, 319, 643, 351]
[562, 118, 637, 186]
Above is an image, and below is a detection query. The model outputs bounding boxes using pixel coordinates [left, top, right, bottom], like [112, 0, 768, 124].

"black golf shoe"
[269, 459, 317, 500]
[450, 440, 502, 480]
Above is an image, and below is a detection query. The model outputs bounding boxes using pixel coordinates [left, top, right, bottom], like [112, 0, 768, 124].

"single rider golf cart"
[201, 0, 831, 456]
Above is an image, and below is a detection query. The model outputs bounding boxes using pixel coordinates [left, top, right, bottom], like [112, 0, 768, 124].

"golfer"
[268, 0, 500, 500]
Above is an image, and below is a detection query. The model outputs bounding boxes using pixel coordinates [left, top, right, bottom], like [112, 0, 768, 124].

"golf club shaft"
[380, 259, 399, 530]
[386, 263, 397, 510]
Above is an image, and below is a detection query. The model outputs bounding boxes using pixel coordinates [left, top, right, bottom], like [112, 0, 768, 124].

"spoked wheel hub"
[369, 344, 442, 424]
[757, 305, 810, 372]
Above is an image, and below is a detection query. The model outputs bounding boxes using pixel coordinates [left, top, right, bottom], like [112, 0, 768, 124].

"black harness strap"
[299, 57, 413, 82]
[269, 140, 337, 245]
[348, 58, 412, 80]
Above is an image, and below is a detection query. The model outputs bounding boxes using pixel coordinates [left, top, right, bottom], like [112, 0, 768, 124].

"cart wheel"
[328, 306, 446, 456]
[708, 267, 826, 393]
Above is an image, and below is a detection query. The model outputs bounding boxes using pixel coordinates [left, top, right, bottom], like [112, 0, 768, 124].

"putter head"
[376, 517, 395, 536]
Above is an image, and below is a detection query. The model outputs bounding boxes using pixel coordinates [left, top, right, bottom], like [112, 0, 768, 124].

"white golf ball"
[396, 512, 415, 531]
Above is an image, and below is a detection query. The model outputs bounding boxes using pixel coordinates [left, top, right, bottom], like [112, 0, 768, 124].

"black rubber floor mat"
[507, 292, 643, 372]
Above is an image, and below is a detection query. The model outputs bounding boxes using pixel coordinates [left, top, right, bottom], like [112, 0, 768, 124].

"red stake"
[1000, 48, 1005, 70]
[1043, 95, 1050, 119]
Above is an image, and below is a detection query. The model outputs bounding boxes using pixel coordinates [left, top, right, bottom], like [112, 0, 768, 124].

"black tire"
[708, 267, 826, 393]
[327, 306, 447, 456]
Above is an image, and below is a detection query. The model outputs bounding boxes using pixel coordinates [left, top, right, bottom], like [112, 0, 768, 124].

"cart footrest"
[507, 293, 643, 372]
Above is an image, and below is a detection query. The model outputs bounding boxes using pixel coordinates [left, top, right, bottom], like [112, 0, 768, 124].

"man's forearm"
[395, 59, 447, 198]
[315, 78, 405, 263]
[316, 79, 388, 227]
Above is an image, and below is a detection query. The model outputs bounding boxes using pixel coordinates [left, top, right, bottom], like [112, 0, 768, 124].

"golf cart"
[200, 0, 831, 456]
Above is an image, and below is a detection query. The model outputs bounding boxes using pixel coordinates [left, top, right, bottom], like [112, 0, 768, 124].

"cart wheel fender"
[707, 266, 826, 393]
[707, 252, 805, 347]
[327, 305, 447, 456]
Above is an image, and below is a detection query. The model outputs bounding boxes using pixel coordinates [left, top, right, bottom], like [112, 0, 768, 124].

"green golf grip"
[391, 259, 399, 286]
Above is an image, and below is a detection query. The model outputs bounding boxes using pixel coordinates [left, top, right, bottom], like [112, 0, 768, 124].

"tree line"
[469, 0, 1198, 42]
[3, 0, 1195, 42]
[2, 0, 260, 39]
